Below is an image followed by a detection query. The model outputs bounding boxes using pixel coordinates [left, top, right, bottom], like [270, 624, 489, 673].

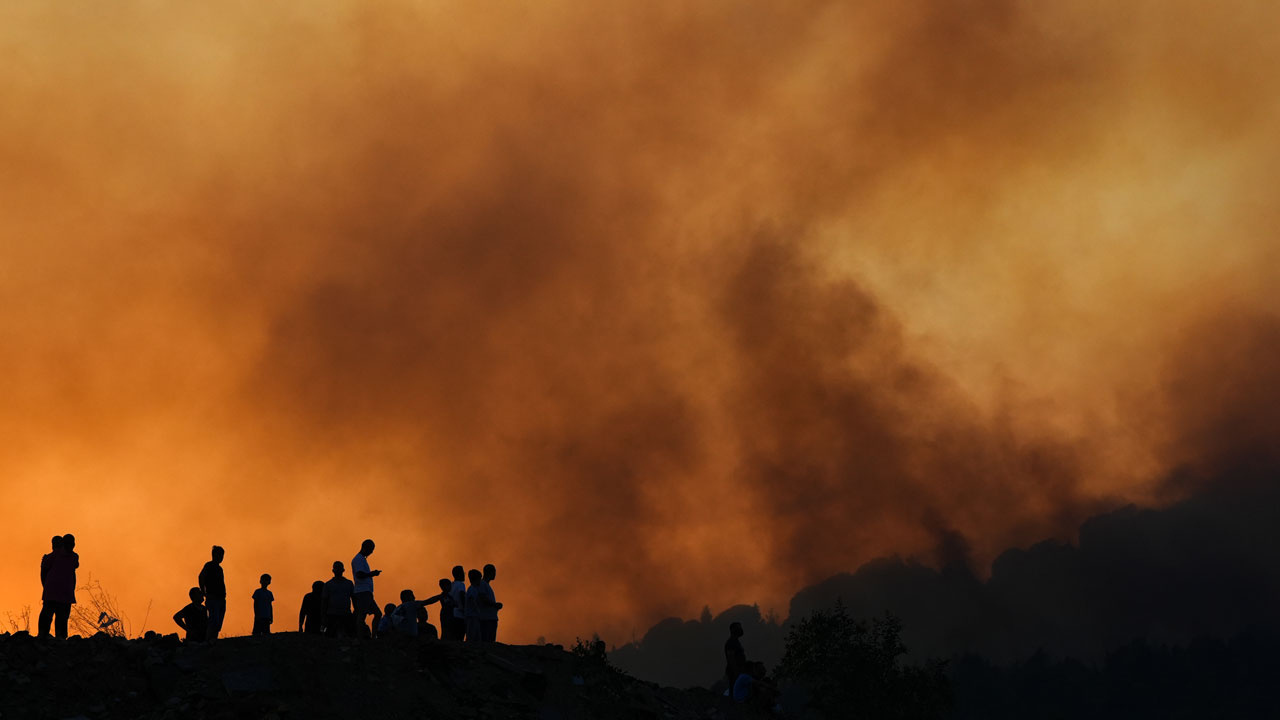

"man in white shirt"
[448, 565, 467, 641]
[351, 539, 382, 639]
[480, 563, 503, 642]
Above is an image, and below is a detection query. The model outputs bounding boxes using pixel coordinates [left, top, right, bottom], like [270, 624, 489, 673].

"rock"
[221, 666, 273, 694]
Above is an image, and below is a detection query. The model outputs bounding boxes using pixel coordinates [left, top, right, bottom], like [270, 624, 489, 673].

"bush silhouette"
[777, 601, 949, 719]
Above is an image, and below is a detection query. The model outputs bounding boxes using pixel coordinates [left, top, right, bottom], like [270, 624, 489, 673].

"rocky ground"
[0, 631, 772, 720]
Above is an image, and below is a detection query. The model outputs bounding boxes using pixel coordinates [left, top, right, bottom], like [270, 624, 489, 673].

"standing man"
[464, 569, 483, 643]
[321, 561, 356, 637]
[724, 622, 747, 690]
[38, 536, 74, 638]
[351, 539, 382, 639]
[199, 546, 226, 641]
[448, 565, 467, 641]
[62, 534, 79, 606]
[480, 563, 503, 643]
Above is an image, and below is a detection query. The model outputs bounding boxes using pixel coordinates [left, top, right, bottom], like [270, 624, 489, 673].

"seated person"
[173, 587, 209, 643]
[377, 603, 397, 636]
[392, 589, 433, 638]
[733, 662, 778, 706]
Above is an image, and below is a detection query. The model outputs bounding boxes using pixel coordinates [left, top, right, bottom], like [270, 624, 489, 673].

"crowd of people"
[36, 535, 765, 703]
[172, 539, 503, 644]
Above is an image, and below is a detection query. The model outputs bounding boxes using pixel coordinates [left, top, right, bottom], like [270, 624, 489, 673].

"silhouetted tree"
[777, 601, 949, 719]
[571, 634, 610, 668]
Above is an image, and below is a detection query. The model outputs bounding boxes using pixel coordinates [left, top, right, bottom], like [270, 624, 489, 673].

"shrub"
[776, 601, 949, 719]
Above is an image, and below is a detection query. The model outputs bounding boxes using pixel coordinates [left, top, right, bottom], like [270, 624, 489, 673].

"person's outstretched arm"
[422, 592, 446, 605]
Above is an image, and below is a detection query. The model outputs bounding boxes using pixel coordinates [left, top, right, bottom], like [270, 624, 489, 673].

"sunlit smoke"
[1, 0, 1277, 642]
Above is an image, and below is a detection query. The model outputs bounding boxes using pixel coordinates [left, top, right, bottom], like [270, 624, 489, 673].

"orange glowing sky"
[2, 0, 1278, 642]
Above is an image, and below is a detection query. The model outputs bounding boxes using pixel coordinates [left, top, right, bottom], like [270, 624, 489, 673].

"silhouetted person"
[199, 545, 226, 640]
[322, 561, 356, 638]
[173, 587, 209, 643]
[39, 535, 59, 589]
[38, 536, 75, 639]
[732, 661, 774, 704]
[448, 565, 467, 641]
[352, 539, 382, 639]
[299, 580, 325, 634]
[480, 563, 503, 642]
[434, 578, 460, 640]
[725, 621, 747, 689]
[391, 589, 429, 638]
[63, 534, 79, 603]
[417, 604, 437, 640]
[252, 573, 273, 635]
[378, 603, 397, 636]
[465, 569, 483, 643]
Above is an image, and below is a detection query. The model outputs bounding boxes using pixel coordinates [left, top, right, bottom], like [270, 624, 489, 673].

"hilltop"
[0, 631, 768, 720]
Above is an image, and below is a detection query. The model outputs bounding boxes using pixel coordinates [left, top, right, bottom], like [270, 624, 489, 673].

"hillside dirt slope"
[0, 631, 767, 720]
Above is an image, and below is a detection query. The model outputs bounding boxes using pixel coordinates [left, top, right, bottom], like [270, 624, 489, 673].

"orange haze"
[2, 1, 1278, 642]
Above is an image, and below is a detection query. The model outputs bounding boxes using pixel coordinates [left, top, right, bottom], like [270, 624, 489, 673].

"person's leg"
[352, 592, 370, 637]
[325, 614, 338, 637]
[466, 618, 481, 643]
[210, 596, 226, 639]
[481, 619, 497, 642]
[369, 600, 382, 640]
[37, 602, 53, 637]
[205, 597, 222, 639]
[53, 603, 70, 639]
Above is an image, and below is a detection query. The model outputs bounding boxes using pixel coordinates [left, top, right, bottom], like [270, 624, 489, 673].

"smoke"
[1, 0, 1277, 641]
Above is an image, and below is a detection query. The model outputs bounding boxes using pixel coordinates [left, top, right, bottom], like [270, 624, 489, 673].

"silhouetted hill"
[611, 473, 1280, 696]
[0, 632, 768, 720]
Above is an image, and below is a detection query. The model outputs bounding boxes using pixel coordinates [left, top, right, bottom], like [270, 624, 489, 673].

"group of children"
[173, 540, 503, 644]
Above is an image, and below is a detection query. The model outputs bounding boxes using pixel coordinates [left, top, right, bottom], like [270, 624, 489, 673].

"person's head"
[332, 561, 345, 577]
[384, 603, 396, 615]
[259, 573, 271, 587]
[212, 545, 224, 562]
[483, 563, 496, 582]
[63, 534, 75, 551]
[400, 589, 415, 603]
[189, 587, 204, 604]
[438, 578, 451, 593]
[51, 535, 64, 551]
[360, 539, 375, 556]
[468, 569, 482, 585]
[730, 622, 743, 638]
[452, 565, 465, 581]
[312, 580, 324, 593]
[751, 661, 767, 679]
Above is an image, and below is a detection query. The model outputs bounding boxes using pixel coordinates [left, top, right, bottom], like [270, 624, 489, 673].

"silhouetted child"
[433, 578, 457, 639]
[378, 603, 396, 636]
[252, 573, 273, 635]
[299, 580, 324, 634]
[733, 661, 778, 707]
[173, 587, 209, 643]
[391, 589, 436, 638]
